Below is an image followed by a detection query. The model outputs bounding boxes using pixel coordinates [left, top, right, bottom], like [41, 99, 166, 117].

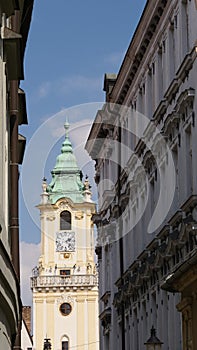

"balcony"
[31, 274, 98, 290]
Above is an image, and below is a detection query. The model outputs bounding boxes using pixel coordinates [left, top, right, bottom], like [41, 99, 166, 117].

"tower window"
[60, 303, 72, 316]
[60, 211, 71, 230]
[62, 341, 68, 350]
[60, 269, 70, 276]
[61, 336, 69, 350]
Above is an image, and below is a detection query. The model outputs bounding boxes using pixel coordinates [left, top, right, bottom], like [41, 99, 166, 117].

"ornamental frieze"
[56, 294, 74, 305]
[58, 200, 70, 210]
[152, 251, 162, 270]
[113, 290, 122, 308]
[75, 211, 84, 219]
[138, 262, 149, 279]
[46, 215, 55, 221]
[122, 280, 131, 297]
[112, 204, 197, 308]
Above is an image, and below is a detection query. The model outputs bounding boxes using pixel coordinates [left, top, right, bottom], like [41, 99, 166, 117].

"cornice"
[110, 0, 170, 104]
[37, 198, 96, 212]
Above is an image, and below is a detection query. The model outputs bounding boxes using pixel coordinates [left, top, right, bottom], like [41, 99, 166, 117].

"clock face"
[56, 232, 75, 252]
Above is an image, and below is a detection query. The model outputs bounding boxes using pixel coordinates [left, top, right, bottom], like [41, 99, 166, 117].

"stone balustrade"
[31, 274, 98, 289]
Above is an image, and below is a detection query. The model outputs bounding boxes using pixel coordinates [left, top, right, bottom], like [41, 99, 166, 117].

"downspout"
[10, 9, 21, 350]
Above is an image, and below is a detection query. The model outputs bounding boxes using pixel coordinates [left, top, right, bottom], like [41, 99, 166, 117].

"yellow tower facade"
[31, 122, 99, 350]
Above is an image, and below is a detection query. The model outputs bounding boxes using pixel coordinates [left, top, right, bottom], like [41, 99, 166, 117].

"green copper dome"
[47, 121, 84, 204]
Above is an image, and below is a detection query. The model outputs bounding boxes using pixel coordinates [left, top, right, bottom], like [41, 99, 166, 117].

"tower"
[31, 122, 99, 350]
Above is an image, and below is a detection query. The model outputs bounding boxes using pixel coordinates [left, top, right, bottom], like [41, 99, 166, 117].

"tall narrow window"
[62, 341, 69, 350]
[186, 128, 193, 196]
[60, 211, 71, 230]
[168, 27, 175, 83]
[180, 1, 189, 60]
[145, 71, 153, 119]
[133, 308, 139, 350]
[157, 47, 163, 101]
[62, 336, 69, 350]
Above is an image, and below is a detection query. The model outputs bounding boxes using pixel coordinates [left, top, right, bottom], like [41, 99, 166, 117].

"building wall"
[86, 0, 197, 349]
[21, 320, 33, 350]
[0, 1, 34, 349]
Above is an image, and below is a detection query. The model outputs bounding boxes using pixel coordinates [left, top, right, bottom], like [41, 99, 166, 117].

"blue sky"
[19, 0, 146, 304]
[20, 0, 146, 138]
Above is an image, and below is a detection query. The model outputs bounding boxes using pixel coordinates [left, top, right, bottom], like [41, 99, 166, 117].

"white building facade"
[21, 321, 33, 350]
[86, 0, 197, 349]
[31, 123, 99, 350]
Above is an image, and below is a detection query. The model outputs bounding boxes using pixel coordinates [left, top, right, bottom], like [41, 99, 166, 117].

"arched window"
[61, 336, 69, 350]
[60, 211, 71, 230]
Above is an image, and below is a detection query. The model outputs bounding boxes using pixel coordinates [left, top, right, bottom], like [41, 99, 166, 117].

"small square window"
[60, 269, 70, 276]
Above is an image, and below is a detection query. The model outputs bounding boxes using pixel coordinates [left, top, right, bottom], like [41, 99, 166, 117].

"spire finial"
[83, 175, 92, 202]
[64, 117, 70, 139]
[41, 177, 49, 204]
[42, 177, 47, 193]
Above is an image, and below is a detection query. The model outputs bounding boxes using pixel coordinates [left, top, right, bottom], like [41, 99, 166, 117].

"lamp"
[144, 326, 163, 350]
[43, 338, 52, 350]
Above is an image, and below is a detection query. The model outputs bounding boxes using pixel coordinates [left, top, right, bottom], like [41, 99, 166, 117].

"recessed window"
[60, 303, 72, 316]
[62, 341, 68, 350]
[60, 269, 70, 276]
[60, 211, 71, 230]
[61, 336, 69, 350]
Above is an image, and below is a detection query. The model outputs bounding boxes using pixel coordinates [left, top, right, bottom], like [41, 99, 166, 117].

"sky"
[19, 0, 146, 305]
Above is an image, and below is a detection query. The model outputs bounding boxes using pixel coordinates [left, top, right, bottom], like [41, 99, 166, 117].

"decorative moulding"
[46, 215, 55, 221]
[75, 211, 84, 220]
